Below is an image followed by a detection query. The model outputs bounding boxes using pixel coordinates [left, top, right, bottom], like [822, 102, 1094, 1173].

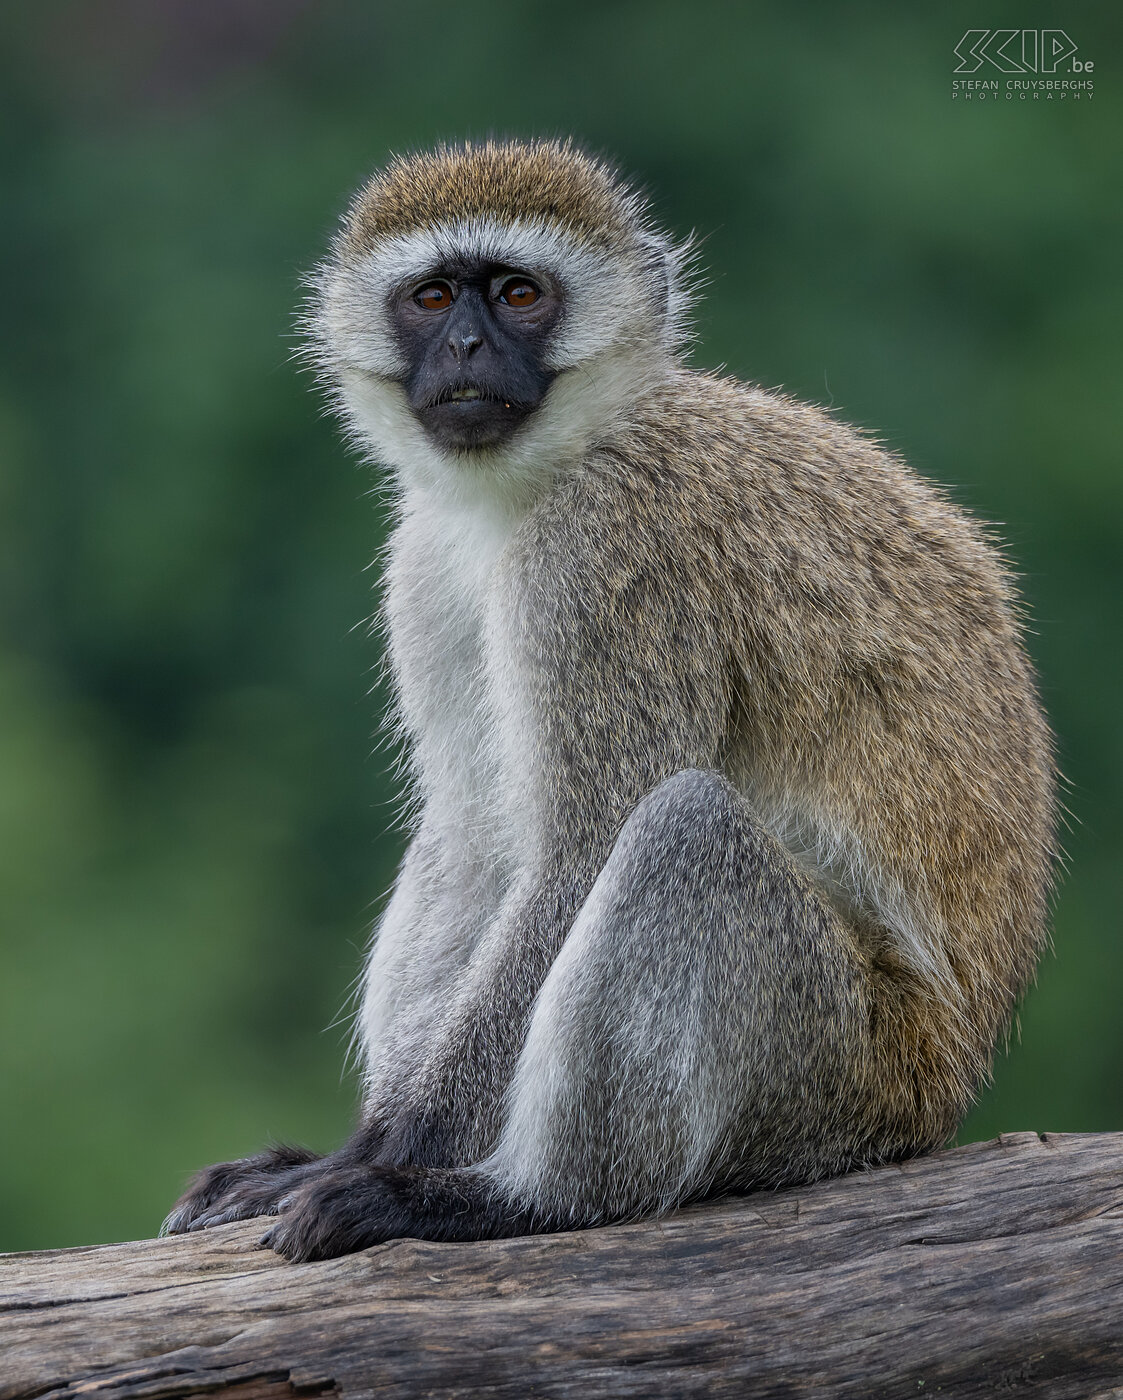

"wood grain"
[3, 1132, 1122, 1399]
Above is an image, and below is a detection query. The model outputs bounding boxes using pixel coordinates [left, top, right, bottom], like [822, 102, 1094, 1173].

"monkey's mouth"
[431, 384, 518, 408]
[415, 384, 536, 449]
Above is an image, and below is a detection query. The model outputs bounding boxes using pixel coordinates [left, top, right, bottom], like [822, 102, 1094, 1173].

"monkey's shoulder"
[566, 371, 1011, 604]
[604, 371, 959, 524]
[507, 371, 1027, 675]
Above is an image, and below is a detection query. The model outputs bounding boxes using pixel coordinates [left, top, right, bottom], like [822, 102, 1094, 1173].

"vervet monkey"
[165, 139, 1057, 1262]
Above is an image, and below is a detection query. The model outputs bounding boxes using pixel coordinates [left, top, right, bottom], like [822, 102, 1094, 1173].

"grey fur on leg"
[483, 769, 872, 1226]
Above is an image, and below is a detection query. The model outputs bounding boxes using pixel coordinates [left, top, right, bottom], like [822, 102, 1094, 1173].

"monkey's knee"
[615, 766, 747, 872]
[545, 765, 829, 1009]
[547, 769, 757, 999]
[627, 767, 740, 836]
[611, 767, 813, 943]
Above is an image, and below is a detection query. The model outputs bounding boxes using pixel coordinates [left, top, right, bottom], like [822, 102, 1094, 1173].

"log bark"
[3, 1131, 1122, 1399]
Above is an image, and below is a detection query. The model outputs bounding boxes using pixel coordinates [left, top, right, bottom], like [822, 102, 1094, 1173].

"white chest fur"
[383, 490, 533, 878]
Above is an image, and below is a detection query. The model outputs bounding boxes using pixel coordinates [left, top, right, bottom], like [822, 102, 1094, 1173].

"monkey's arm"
[163, 826, 463, 1235]
[176, 479, 733, 1250]
[356, 819, 510, 1113]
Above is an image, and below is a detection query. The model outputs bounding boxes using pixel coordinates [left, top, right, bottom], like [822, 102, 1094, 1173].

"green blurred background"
[1, 2, 1119, 1250]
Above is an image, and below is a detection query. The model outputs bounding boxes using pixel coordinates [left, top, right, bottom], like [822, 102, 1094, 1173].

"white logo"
[953, 29, 1090, 74]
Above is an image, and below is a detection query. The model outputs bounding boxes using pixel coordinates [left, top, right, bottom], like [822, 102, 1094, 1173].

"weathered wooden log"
[3, 1131, 1122, 1399]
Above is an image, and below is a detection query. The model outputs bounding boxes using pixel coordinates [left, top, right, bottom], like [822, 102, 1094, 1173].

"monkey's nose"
[448, 331, 483, 363]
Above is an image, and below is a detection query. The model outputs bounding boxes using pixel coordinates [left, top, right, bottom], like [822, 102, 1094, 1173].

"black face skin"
[392, 258, 563, 451]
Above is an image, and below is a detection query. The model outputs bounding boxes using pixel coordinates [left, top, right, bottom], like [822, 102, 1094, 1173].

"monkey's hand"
[258, 1163, 536, 1261]
[161, 1145, 323, 1236]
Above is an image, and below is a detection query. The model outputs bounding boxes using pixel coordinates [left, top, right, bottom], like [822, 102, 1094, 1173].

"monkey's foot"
[258, 1164, 537, 1262]
[162, 1144, 323, 1235]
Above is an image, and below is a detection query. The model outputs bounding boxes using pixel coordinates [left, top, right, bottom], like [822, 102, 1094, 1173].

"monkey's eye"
[496, 278, 540, 308]
[414, 282, 455, 311]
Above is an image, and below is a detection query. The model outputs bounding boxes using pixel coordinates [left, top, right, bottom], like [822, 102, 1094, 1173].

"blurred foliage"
[0, 1, 1119, 1249]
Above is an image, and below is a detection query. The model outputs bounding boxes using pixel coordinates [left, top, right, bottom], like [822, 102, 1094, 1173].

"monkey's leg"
[262, 770, 878, 1261]
[484, 768, 876, 1219]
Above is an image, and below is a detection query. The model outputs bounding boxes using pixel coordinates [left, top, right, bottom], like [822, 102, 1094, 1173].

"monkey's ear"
[639, 238, 673, 326]
[636, 233, 697, 353]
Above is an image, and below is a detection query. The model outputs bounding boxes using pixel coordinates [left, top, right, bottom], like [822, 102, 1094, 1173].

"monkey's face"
[313, 142, 694, 490]
[390, 259, 563, 451]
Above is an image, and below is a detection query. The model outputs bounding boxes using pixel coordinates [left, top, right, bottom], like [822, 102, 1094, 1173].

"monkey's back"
[563, 368, 1057, 1122]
